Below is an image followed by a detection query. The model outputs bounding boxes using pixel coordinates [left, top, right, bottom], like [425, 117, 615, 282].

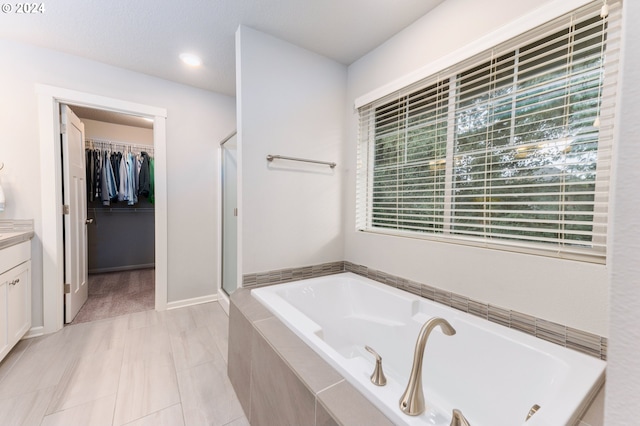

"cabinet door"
[7, 261, 30, 344]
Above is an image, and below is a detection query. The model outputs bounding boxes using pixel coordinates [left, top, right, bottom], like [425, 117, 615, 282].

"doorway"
[37, 85, 168, 335]
[64, 104, 157, 324]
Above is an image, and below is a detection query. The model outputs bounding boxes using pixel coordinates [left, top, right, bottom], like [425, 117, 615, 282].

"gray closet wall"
[79, 114, 155, 274]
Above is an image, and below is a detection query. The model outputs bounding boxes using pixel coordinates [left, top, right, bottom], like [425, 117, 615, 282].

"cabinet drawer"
[0, 241, 30, 275]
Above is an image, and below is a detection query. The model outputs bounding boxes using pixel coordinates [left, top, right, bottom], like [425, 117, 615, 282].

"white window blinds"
[356, 1, 621, 263]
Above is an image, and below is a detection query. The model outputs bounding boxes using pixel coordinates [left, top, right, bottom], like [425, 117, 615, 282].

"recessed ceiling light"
[180, 52, 202, 67]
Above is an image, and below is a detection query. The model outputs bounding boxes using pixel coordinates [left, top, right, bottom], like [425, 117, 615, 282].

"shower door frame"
[218, 130, 238, 313]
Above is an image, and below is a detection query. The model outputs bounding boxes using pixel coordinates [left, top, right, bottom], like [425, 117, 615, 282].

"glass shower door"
[221, 134, 238, 295]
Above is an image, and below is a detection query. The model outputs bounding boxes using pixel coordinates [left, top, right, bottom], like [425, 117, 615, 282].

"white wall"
[604, 0, 640, 421]
[83, 119, 154, 145]
[0, 39, 235, 325]
[344, 0, 609, 336]
[236, 26, 347, 274]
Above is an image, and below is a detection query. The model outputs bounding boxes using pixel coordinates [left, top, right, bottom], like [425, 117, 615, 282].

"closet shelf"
[86, 138, 154, 155]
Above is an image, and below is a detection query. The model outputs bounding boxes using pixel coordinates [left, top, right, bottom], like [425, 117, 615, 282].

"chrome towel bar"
[266, 154, 336, 169]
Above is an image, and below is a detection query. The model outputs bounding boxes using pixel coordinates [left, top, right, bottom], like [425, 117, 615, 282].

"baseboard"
[89, 263, 155, 274]
[166, 294, 218, 310]
[218, 292, 230, 315]
[23, 326, 44, 339]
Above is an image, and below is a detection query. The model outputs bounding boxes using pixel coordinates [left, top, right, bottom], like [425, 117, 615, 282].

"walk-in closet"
[69, 106, 156, 323]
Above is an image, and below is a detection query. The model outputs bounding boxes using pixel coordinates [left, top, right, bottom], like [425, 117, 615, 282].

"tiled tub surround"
[229, 281, 606, 426]
[243, 261, 607, 361]
[228, 289, 393, 426]
[251, 274, 605, 425]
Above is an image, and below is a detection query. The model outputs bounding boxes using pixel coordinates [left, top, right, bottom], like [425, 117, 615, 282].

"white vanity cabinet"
[0, 240, 31, 361]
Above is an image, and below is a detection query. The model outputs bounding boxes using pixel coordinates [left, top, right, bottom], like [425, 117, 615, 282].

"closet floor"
[71, 269, 155, 324]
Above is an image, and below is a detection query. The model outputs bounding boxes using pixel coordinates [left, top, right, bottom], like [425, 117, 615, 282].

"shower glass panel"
[221, 134, 238, 295]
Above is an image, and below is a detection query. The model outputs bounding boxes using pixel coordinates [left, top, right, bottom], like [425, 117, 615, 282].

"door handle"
[85, 218, 94, 225]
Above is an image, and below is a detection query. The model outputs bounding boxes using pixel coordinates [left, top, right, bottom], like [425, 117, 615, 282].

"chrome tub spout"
[399, 317, 456, 416]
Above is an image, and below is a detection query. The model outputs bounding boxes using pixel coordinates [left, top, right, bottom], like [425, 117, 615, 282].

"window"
[357, 2, 621, 262]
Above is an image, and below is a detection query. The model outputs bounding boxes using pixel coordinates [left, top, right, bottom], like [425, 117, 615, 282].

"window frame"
[355, 1, 620, 264]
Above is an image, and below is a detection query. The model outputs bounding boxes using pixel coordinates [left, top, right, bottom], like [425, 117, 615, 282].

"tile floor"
[0, 302, 249, 426]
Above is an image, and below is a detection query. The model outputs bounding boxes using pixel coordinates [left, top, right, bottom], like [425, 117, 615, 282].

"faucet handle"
[364, 345, 387, 386]
[450, 409, 471, 426]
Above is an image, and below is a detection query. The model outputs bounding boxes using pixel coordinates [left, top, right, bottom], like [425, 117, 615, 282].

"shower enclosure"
[220, 132, 238, 297]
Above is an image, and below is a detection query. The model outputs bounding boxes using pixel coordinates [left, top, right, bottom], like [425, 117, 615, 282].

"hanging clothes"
[149, 157, 155, 204]
[118, 153, 127, 202]
[85, 149, 101, 203]
[100, 152, 110, 206]
[110, 151, 121, 190]
[126, 152, 138, 205]
[139, 152, 151, 197]
[86, 150, 95, 202]
[85, 140, 154, 207]
[106, 151, 118, 202]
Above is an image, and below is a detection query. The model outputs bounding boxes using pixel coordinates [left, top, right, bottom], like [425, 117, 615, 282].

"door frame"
[216, 130, 237, 314]
[37, 84, 168, 334]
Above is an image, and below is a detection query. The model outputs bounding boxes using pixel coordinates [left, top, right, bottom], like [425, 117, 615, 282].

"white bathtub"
[252, 272, 605, 426]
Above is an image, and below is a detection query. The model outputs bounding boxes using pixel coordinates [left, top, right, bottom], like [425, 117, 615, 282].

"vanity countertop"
[0, 231, 34, 251]
[0, 220, 35, 251]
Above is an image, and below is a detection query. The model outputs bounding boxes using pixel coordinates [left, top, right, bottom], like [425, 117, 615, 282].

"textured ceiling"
[0, 0, 444, 96]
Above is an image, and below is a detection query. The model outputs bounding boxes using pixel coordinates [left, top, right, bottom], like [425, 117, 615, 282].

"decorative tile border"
[244, 260, 607, 360]
[243, 261, 344, 288]
[344, 261, 608, 361]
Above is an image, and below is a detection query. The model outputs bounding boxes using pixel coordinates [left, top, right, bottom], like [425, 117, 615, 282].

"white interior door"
[61, 105, 88, 323]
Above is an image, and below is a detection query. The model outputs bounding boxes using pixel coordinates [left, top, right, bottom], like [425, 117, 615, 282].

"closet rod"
[266, 154, 336, 169]
[89, 207, 154, 213]
[86, 138, 154, 154]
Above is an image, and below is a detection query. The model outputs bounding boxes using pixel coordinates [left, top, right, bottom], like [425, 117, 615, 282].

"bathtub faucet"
[399, 317, 456, 416]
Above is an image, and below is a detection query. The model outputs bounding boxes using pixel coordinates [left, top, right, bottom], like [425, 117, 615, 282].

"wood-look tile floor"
[0, 302, 249, 426]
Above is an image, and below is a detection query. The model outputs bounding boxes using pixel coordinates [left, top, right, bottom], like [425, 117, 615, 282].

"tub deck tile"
[230, 289, 274, 323]
[317, 380, 394, 426]
[254, 317, 343, 394]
